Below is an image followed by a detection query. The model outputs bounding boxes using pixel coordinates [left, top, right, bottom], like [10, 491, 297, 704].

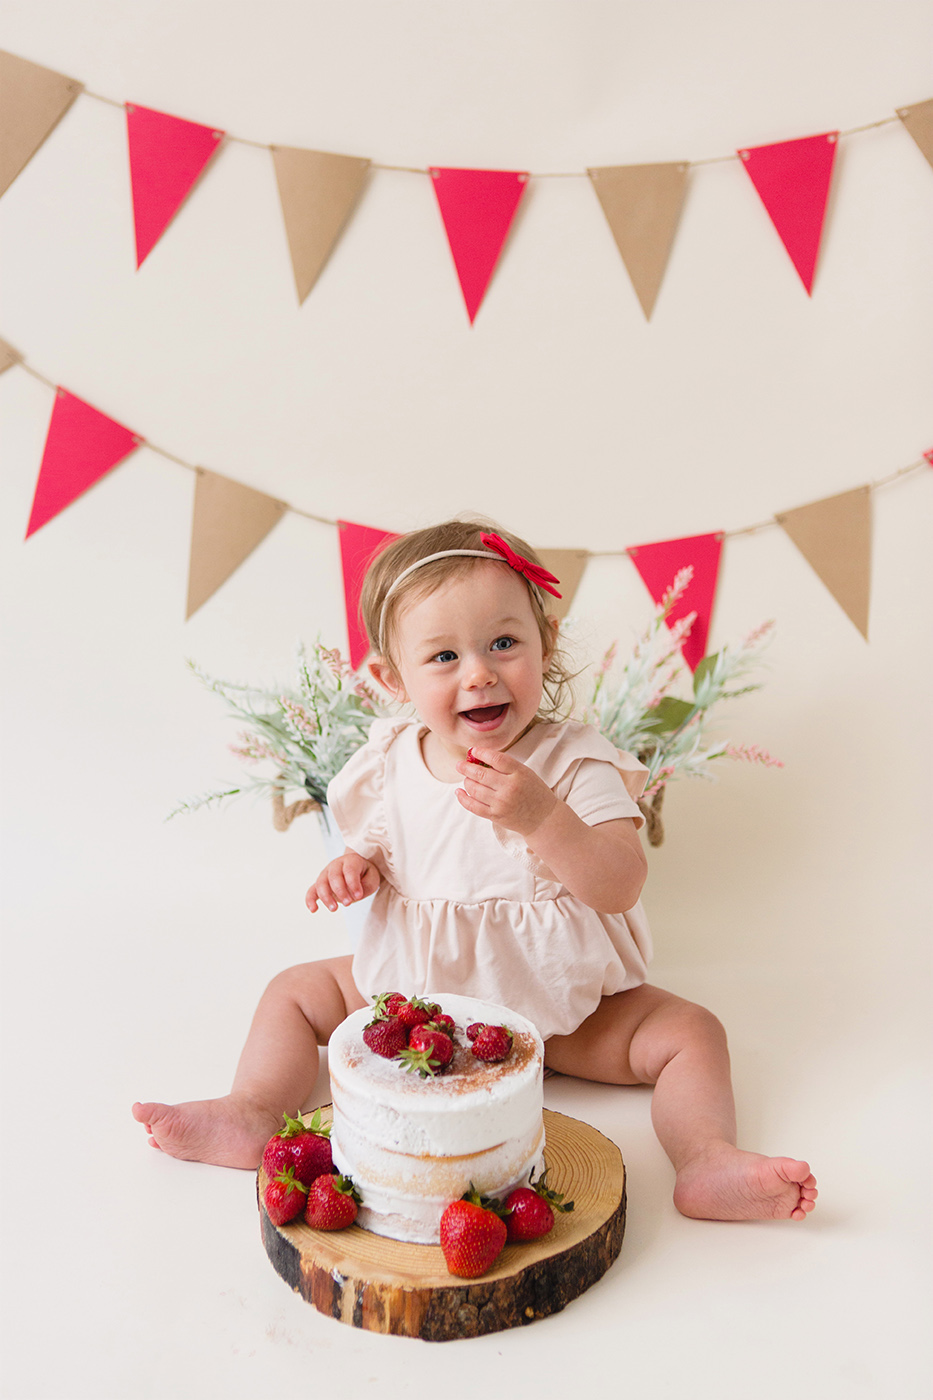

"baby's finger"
[456, 786, 492, 818]
[468, 745, 518, 774]
[346, 867, 368, 900]
[305, 885, 320, 913]
[328, 867, 354, 905]
[361, 864, 381, 896]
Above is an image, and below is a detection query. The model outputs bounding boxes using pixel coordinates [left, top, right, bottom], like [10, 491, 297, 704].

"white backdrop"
[1, 3, 931, 1397]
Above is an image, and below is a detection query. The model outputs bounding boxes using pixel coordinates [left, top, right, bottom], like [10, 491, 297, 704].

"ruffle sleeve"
[490, 721, 648, 884]
[324, 717, 411, 877]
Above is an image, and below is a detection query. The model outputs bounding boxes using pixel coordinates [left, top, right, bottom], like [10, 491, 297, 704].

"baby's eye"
[432, 649, 458, 664]
[491, 636, 515, 652]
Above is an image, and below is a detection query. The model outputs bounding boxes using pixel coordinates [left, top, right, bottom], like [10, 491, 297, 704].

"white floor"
[2, 798, 930, 1400]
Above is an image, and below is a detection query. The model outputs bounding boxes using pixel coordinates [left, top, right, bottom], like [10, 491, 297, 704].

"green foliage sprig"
[168, 641, 385, 818]
[579, 568, 782, 799]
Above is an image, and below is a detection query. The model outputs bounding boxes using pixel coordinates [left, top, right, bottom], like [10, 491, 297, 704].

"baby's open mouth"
[460, 704, 508, 726]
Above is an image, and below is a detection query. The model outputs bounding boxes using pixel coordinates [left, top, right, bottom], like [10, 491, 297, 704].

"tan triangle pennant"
[186, 470, 287, 619]
[776, 486, 871, 639]
[0, 337, 23, 375]
[587, 162, 689, 319]
[898, 98, 933, 171]
[0, 50, 84, 197]
[271, 146, 372, 304]
[535, 549, 589, 623]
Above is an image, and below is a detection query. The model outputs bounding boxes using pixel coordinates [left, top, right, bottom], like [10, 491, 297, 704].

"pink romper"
[326, 717, 653, 1040]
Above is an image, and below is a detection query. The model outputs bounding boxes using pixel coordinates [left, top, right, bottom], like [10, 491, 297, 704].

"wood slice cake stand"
[258, 1106, 626, 1342]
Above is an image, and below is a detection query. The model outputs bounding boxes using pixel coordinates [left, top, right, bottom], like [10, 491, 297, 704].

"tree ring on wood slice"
[258, 1106, 626, 1341]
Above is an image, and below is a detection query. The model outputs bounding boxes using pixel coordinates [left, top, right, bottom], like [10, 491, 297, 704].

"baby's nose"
[463, 655, 497, 687]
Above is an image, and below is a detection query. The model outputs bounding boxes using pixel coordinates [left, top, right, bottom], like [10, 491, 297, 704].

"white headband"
[377, 548, 524, 654]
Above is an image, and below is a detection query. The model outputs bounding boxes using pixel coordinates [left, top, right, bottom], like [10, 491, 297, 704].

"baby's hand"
[305, 850, 381, 913]
[456, 747, 558, 838]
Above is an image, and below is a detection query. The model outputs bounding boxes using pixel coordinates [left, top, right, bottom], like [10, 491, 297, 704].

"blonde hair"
[359, 517, 576, 721]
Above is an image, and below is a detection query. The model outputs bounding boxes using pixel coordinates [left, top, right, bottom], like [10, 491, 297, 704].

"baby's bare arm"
[456, 750, 646, 913]
[305, 849, 381, 913]
[524, 809, 646, 913]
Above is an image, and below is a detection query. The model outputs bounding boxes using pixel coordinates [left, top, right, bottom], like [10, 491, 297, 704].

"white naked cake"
[328, 992, 545, 1244]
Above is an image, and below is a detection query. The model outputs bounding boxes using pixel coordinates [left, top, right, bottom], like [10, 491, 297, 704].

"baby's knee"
[673, 999, 729, 1054]
[261, 958, 358, 1031]
[262, 961, 334, 1012]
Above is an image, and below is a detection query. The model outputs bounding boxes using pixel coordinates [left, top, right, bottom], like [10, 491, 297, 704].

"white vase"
[317, 804, 374, 950]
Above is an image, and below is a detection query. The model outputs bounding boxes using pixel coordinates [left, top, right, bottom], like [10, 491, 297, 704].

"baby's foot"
[673, 1143, 818, 1222]
[131, 1094, 281, 1169]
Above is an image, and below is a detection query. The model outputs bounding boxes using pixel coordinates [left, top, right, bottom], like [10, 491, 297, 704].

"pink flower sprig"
[229, 733, 287, 764]
[742, 619, 775, 648]
[319, 647, 351, 677]
[724, 743, 784, 768]
[280, 696, 318, 740]
[658, 566, 694, 619]
[642, 765, 676, 798]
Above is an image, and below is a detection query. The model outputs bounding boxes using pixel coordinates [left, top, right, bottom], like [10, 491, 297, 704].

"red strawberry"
[408, 1023, 454, 1070]
[440, 1188, 508, 1278]
[396, 996, 441, 1030]
[467, 748, 491, 768]
[263, 1165, 309, 1226]
[471, 1024, 513, 1063]
[261, 1108, 333, 1186]
[305, 1173, 361, 1230]
[466, 1022, 485, 1042]
[370, 990, 407, 1019]
[362, 1015, 408, 1059]
[504, 1170, 574, 1241]
[429, 1013, 456, 1038]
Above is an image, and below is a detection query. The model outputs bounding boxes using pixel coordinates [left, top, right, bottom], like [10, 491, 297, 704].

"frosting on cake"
[328, 992, 545, 1244]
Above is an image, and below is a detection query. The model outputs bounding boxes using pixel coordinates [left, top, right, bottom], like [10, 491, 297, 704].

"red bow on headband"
[480, 532, 562, 599]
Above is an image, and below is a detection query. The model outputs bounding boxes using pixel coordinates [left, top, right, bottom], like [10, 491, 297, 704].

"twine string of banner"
[12, 350, 928, 555]
[80, 87, 904, 173]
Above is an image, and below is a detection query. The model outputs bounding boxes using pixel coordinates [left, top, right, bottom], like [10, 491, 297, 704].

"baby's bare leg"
[545, 985, 817, 1222]
[132, 955, 367, 1169]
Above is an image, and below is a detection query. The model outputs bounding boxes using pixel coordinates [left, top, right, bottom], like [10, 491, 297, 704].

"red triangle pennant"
[26, 388, 143, 537]
[738, 131, 838, 294]
[627, 532, 724, 672]
[338, 520, 401, 669]
[126, 103, 224, 267]
[429, 167, 528, 323]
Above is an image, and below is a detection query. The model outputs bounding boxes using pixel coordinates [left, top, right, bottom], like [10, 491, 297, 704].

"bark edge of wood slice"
[258, 1106, 626, 1341]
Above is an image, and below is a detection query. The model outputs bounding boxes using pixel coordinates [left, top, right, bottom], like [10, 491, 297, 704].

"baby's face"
[377, 562, 550, 759]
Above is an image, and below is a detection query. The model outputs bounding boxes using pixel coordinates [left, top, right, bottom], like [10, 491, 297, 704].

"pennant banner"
[126, 103, 224, 267]
[25, 388, 142, 538]
[536, 548, 588, 623]
[186, 470, 286, 619]
[271, 146, 372, 304]
[1, 52, 930, 318]
[429, 167, 528, 324]
[738, 131, 838, 294]
[338, 520, 401, 668]
[587, 162, 689, 320]
[0, 50, 83, 197]
[7, 354, 926, 648]
[627, 532, 724, 672]
[898, 99, 933, 171]
[776, 486, 871, 639]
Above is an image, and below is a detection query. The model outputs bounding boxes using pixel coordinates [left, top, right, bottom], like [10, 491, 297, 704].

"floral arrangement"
[579, 568, 781, 842]
[173, 572, 780, 844]
[169, 642, 386, 826]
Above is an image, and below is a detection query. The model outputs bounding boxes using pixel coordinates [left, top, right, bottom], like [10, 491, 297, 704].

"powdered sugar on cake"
[328, 992, 545, 1243]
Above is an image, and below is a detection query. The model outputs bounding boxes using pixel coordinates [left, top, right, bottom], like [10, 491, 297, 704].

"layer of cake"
[329, 992, 545, 1243]
[334, 1118, 546, 1244]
